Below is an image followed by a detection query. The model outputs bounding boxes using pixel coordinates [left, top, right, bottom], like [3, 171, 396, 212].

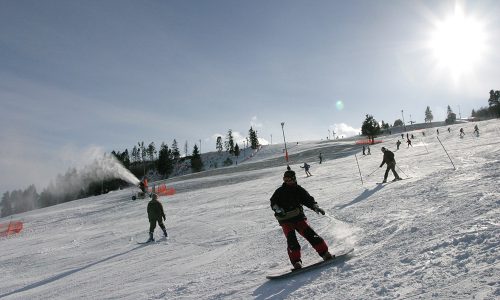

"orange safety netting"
[355, 140, 383, 145]
[0, 220, 23, 237]
[155, 184, 176, 196]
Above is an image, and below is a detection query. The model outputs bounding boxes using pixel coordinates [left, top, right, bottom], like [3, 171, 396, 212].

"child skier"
[146, 193, 168, 242]
[270, 169, 333, 269]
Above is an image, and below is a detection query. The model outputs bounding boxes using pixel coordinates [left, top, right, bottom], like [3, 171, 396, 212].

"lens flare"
[336, 100, 344, 111]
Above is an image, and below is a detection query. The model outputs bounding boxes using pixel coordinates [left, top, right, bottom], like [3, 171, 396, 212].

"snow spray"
[81, 149, 140, 185]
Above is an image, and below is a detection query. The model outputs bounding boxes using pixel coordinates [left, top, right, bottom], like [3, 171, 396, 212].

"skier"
[473, 125, 479, 136]
[318, 152, 323, 164]
[146, 193, 168, 242]
[367, 145, 371, 155]
[270, 169, 333, 269]
[300, 162, 312, 177]
[396, 140, 401, 150]
[436, 129, 439, 135]
[362, 145, 366, 155]
[459, 128, 465, 137]
[448, 127, 451, 133]
[407, 138, 412, 148]
[379, 147, 402, 183]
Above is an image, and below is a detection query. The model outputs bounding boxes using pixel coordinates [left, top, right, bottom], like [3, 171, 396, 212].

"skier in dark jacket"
[270, 169, 333, 269]
[379, 147, 402, 183]
[146, 193, 168, 242]
[300, 162, 312, 177]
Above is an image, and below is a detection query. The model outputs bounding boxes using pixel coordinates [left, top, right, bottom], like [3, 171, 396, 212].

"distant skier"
[436, 129, 439, 135]
[448, 127, 451, 133]
[300, 162, 312, 177]
[362, 145, 366, 155]
[146, 193, 168, 242]
[396, 140, 401, 150]
[270, 169, 333, 269]
[379, 147, 402, 183]
[459, 128, 465, 137]
[407, 139, 412, 148]
[318, 152, 323, 164]
[367, 145, 371, 155]
[473, 125, 479, 136]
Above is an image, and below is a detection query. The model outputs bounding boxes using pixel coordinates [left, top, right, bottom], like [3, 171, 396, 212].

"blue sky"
[1, 0, 499, 194]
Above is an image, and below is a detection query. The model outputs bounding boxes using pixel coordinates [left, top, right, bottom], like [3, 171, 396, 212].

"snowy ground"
[0, 120, 499, 300]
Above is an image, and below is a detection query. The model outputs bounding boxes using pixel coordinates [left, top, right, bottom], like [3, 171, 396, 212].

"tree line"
[1, 127, 260, 218]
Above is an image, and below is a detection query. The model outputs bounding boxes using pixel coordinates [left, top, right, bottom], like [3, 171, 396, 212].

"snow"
[1, 120, 499, 300]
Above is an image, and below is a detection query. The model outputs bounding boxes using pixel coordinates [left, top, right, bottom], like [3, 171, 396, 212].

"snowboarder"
[300, 162, 312, 177]
[146, 193, 168, 242]
[459, 128, 465, 137]
[318, 152, 323, 164]
[396, 140, 401, 150]
[379, 147, 402, 183]
[270, 169, 333, 269]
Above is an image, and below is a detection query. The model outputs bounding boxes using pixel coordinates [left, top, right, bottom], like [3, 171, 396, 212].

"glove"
[313, 204, 325, 215]
[272, 204, 286, 217]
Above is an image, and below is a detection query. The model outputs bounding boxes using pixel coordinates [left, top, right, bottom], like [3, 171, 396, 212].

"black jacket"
[270, 183, 317, 224]
[380, 150, 396, 167]
[147, 199, 165, 221]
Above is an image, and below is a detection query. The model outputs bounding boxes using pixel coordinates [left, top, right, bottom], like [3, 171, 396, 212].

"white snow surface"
[1, 120, 499, 300]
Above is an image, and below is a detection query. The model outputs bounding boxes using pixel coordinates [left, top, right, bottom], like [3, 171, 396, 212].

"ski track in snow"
[0, 120, 499, 299]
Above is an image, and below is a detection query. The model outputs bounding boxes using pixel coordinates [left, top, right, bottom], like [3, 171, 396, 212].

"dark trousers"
[384, 162, 400, 181]
[281, 220, 328, 264]
[149, 219, 166, 233]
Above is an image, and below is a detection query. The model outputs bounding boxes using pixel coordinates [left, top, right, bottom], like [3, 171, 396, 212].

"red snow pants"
[280, 219, 328, 264]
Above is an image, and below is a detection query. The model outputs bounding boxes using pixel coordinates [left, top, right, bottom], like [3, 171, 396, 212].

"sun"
[428, 3, 487, 80]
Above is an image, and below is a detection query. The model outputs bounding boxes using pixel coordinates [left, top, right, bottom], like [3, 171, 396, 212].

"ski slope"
[1, 120, 499, 299]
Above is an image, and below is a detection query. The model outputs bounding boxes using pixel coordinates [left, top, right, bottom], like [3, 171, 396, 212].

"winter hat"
[151, 193, 158, 200]
[283, 170, 296, 181]
[381, 147, 386, 152]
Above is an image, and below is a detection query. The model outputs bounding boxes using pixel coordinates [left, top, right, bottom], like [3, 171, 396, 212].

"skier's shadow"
[253, 260, 348, 299]
[335, 185, 384, 210]
[0, 243, 148, 299]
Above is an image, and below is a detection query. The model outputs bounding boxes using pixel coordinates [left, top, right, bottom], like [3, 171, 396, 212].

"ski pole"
[396, 165, 409, 178]
[365, 166, 379, 177]
[354, 154, 363, 185]
[436, 136, 456, 170]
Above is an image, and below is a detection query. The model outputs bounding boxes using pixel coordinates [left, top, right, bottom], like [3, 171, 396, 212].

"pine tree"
[425, 106, 434, 123]
[225, 129, 235, 154]
[234, 143, 240, 157]
[171, 139, 180, 160]
[248, 127, 259, 149]
[147, 142, 156, 161]
[216, 136, 223, 153]
[157, 143, 173, 177]
[361, 114, 381, 144]
[190, 144, 203, 172]
[445, 105, 456, 124]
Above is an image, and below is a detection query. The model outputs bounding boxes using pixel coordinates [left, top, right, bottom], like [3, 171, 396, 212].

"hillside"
[0, 120, 499, 300]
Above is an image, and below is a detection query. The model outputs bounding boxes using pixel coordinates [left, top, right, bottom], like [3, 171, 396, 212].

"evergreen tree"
[190, 144, 203, 172]
[171, 139, 180, 160]
[361, 114, 381, 144]
[1, 191, 12, 217]
[147, 142, 156, 161]
[445, 105, 456, 124]
[225, 129, 235, 154]
[425, 106, 434, 123]
[131, 146, 139, 163]
[216, 136, 223, 153]
[157, 142, 173, 177]
[488, 90, 500, 117]
[234, 143, 240, 157]
[393, 119, 403, 127]
[184, 141, 189, 157]
[248, 127, 259, 149]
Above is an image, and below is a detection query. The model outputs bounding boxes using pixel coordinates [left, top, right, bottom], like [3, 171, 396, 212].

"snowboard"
[266, 248, 354, 280]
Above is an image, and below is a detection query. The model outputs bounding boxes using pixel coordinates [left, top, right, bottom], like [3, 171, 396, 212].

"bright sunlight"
[428, 3, 487, 81]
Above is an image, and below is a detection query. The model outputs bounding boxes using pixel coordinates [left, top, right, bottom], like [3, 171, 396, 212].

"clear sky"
[1, 0, 499, 194]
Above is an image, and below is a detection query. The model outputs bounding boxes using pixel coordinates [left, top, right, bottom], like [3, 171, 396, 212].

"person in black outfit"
[146, 193, 168, 242]
[379, 147, 402, 183]
[270, 169, 333, 269]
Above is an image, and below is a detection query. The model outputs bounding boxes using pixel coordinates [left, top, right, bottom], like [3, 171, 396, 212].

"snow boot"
[292, 261, 302, 270]
[322, 252, 335, 261]
[147, 232, 155, 242]
[162, 229, 168, 238]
